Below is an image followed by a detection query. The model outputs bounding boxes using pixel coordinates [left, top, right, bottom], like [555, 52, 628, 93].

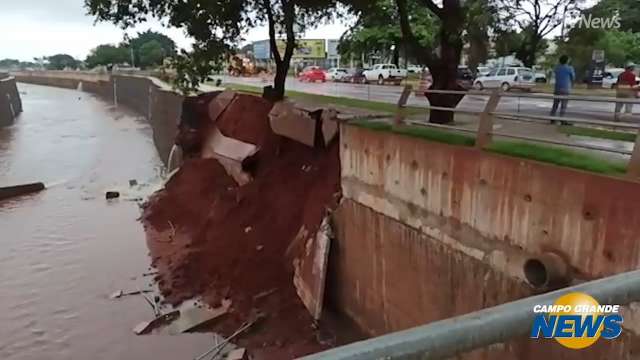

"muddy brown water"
[0, 83, 215, 360]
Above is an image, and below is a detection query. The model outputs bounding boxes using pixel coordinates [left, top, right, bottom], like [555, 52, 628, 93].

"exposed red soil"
[141, 94, 341, 359]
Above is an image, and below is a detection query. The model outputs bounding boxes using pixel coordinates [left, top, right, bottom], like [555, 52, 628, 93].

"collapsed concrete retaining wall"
[0, 75, 22, 126]
[14, 72, 181, 164]
[329, 124, 640, 358]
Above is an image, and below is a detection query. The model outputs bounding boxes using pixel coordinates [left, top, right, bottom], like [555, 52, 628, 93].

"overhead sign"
[276, 39, 326, 59]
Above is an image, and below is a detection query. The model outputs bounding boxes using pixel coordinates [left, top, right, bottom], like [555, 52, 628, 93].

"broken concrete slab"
[269, 101, 317, 147]
[133, 310, 180, 335]
[0, 182, 45, 201]
[321, 108, 339, 146]
[168, 298, 231, 334]
[208, 90, 237, 123]
[293, 216, 332, 320]
[201, 127, 259, 186]
[227, 348, 247, 360]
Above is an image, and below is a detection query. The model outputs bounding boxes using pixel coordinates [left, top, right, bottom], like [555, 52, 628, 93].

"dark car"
[343, 68, 369, 84]
[457, 66, 475, 90]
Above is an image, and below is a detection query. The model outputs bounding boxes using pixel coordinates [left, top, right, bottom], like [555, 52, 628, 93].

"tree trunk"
[273, 60, 289, 100]
[425, 0, 465, 124]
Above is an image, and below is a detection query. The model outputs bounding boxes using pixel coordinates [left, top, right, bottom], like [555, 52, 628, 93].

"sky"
[0, 0, 349, 62]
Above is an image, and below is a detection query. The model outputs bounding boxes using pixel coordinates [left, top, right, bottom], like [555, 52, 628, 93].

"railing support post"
[476, 89, 501, 149]
[394, 85, 413, 126]
[627, 128, 640, 178]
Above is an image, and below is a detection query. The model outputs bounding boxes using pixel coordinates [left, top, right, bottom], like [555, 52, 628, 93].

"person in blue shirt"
[550, 55, 575, 122]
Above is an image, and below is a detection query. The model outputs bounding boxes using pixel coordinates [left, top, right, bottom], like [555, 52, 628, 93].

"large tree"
[338, 0, 437, 67]
[138, 40, 166, 68]
[493, 0, 583, 67]
[127, 30, 177, 68]
[85, 0, 336, 98]
[85, 44, 130, 68]
[47, 54, 79, 70]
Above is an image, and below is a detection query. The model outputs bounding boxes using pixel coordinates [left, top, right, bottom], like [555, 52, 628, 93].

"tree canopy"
[47, 54, 79, 70]
[85, 44, 130, 68]
[127, 30, 177, 68]
[339, 0, 437, 66]
[85, 0, 337, 96]
[138, 40, 166, 68]
[492, 0, 584, 67]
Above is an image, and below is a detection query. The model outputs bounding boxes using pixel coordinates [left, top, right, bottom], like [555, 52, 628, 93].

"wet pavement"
[0, 83, 214, 360]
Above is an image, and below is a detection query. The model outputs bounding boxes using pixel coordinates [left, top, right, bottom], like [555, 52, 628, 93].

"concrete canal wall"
[14, 71, 182, 165]
[0, 74, 22, 126]
[329, 124, 640, 358]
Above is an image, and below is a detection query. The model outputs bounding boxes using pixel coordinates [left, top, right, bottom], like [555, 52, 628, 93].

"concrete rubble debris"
[0, 182, 46, 201]
[201, 127, 258, 186]
[142, 91, 342, 357]
[226, 348, 247, 360]
[109, 289, 153, 299]
[293, 215, 333, 320]
[168, 298, 231, 334]
[268, 101, 318, 147]
[133, 310, 180, 335]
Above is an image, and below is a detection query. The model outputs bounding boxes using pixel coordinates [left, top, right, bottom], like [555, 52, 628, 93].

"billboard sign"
[276, 39, 326, 59]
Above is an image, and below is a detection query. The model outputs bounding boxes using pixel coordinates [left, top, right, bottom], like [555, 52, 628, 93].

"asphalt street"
[220, 75, 639, 123]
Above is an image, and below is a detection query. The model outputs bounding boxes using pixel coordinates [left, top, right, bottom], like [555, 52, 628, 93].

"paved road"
[219, 75, 640, 123]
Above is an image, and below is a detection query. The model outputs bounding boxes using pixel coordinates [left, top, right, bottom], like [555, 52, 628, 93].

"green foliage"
[0, 59, 20, 69]
[46, 54, 79, 70]
[85, 44, 130, 68]
[492, 0, 582, 66]
[85, 0, 337, 94]
[138, 40, 166, 68]
[339, 0, 437, 65]
[127, 30, 177, 68]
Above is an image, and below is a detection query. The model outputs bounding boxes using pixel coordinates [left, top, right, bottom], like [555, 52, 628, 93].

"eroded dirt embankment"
[142, 93, 341, 358]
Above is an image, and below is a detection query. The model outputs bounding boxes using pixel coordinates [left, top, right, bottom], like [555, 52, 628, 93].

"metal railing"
[299, 269, 640, 360]
[394, 87, 640, 178]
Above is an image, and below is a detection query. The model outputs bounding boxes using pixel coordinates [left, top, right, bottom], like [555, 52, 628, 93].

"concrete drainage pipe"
[524, 252, 571, 289]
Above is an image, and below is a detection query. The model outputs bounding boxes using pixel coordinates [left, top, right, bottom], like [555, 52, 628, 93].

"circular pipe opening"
[524, 258, 549, 288]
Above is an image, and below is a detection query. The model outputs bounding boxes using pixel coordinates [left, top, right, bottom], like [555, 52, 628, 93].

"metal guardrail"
[403, 88, 640, 178]
[299, 269, 640, 360]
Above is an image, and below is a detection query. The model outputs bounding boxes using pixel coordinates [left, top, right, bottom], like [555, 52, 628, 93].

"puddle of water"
[0, 83, 214, 360]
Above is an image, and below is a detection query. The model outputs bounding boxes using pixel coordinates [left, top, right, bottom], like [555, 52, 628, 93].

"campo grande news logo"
[530, 292, 623, 349]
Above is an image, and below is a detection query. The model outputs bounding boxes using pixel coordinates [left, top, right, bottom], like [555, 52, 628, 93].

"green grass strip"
[487, 141, 627, 175]
[224, 83, 427, 116]
[559, 125, 636, 143]
[351, 120, 476, 147]
[351, 120, 627, 175]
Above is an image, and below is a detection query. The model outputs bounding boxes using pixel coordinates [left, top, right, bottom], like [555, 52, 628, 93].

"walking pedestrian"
[550, 55, 575, 123]
[614, 64, 638, 121]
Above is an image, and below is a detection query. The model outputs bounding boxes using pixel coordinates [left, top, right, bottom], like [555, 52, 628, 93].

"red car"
[298, 66, 326, 82]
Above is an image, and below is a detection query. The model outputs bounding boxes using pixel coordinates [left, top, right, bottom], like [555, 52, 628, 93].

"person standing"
[550, 55, 575, 122]
[614, 64, 638, 121]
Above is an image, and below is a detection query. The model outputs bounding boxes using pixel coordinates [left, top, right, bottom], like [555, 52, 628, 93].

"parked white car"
[602, 68, 640, 89]
[407, 65, 424, 74]
[327, 68, 349, 82]
[363, 64, 408, 85]
[473, 67, 535, 91]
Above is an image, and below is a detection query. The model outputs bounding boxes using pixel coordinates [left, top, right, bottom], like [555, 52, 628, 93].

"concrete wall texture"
[330, 124, 640, 358]
[0, 75, 22, 127]
[14, 72, 181, 164]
